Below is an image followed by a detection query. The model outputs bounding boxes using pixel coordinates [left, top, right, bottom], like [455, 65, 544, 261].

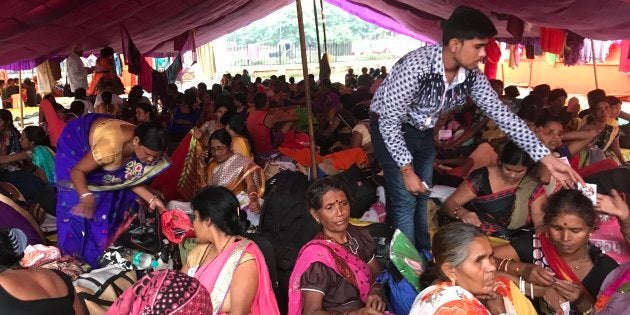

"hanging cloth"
[620, 40, 630, 73]
[540, 27, 566, 54]
[506, 16, 524, 42]
[484, 38, 501, 79]
[508, 45, 519, 69]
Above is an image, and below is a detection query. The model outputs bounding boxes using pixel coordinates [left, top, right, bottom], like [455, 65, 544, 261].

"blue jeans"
[370, 117, 435, 251]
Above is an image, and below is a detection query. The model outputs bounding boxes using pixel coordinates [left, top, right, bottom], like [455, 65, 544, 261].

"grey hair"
[432, 222, 485, 269]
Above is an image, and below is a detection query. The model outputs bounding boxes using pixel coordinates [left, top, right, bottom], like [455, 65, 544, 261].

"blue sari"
[55, 114, 169, 267]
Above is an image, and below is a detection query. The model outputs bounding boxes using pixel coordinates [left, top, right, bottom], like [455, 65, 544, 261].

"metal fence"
[225, 42, 400, 67]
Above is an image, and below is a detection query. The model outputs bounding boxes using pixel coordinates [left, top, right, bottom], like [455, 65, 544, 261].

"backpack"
[73, 265, 137, 315]
[334, 164, 377, 218]
[377, 267, 420, 315]
[259, 170, 318, 314]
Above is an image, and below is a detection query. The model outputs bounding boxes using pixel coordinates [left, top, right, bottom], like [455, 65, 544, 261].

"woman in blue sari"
[56, 114, 170, 267]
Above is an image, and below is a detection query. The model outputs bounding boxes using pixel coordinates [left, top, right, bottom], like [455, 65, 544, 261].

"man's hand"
[539, 155, 584, 189]
[401, 166, 427, 196]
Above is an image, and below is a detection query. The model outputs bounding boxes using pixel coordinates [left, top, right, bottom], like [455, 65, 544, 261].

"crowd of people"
[0, 5, 629, 315]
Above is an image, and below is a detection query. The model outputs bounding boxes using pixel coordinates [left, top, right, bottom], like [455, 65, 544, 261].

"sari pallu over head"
[55, 114, 170, 267]
[287, 236, 372, 315]
[192, 239, 279, 315]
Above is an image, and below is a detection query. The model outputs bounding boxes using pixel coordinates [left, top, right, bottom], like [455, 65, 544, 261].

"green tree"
[226, 3, 390, 46]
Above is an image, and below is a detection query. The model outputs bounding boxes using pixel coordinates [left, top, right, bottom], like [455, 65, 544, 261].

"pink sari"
[193, 239, 279, 315]
[288, 235, 372, 315]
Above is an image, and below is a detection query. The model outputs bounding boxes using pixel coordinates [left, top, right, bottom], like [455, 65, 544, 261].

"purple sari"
[55, 114, 169, 267]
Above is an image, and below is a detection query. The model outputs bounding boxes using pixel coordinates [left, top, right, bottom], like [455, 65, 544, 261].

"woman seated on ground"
[0, 126, 55, 184]
[222, 113, 253, 159]
[577, 99, 623, 166]
[288, 178, 385, 315]
[134, 102, 157, 124]
[0, 109, 21, 171]
[206, 129, 263, 213]
[181, 186, 279, 314]
[0, 228, 84, 315]
[108, 270, 212, 315]
[94, 91, 120, 117]
[410, 222, 535, 314]
[494, 189, 618, 314]
[443, 141, 535, 237]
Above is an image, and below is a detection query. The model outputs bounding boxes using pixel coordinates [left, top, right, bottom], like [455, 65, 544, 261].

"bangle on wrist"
[80, 192, 93, 199]
[452, 205, 463, 220]
[148, 195, 158, 206]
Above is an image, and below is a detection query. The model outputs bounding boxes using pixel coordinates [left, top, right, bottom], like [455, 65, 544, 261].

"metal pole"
[528, 59, 533, 88]
[296, 0, 318, 180]
[313, 0, 321, 60]
[18, 71, 24, 128]
[318, 0, 328, 52]
[590, 40, 599, 89]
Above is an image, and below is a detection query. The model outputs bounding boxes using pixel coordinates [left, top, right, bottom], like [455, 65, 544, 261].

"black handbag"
[113, 204, 163, 255]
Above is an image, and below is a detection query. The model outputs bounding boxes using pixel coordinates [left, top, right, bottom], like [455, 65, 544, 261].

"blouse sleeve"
[300, 262, 337, 294]
[91, 120, 127, 166]
[464, 167, 488, 195]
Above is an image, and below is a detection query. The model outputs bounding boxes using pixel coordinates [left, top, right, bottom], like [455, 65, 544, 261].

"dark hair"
[353, 105, 370, 121]
[504, 85, 520, 99]
[441, 6, 497, 44]
[222, 113, 246, 136]
[532, 84, 551, 98]
[587, 89, 606, 108]
[0, 228, 22, 266]
[253, 93, 267, 109]
[134, 122, 166, 152]
[489, 79, 504, 90]
[543, 189, 596, 229]
[0, 109, 15, 131]
[307, 177, 349, 210]
[101, 91, 113, 105]
[233, 92, 247, 106]
[183, 88, 197, 109]
[517, 94, 543, 122]
[23, 126, 51, 147]
[606, 96, 621, 107]
[535, 116, 564, 128]
[548, 88, 568, 103]
[136, 102, 157, 121]
[500, 141, 534, 167]
[100, 46, 115, 57]
[69, 101, 85, 117]
[209, 129, 232, 148]
[432, 222, 485, 272]
[191, 186, 248, 235]
[214, 95, 235, 113]
[74, 87, 87, 100]
[197, 82, 207, 92]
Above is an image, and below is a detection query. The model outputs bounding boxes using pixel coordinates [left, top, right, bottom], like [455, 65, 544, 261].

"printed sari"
[55, 114, 170, 267]
[539, 232, 595, 314]
[206, 153, 265, 208]
[287, 235, 372, 315]
[409, 276, 536, 315]
[595, 263, 630, 315]
[189, 239, 279, 315]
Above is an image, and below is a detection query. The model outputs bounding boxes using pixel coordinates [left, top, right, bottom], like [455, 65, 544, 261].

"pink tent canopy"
[1, 0, 630, 68]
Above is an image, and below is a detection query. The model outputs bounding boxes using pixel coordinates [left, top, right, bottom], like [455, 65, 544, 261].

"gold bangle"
[452, 205, 463, 220]
[148, 195, 158, 206]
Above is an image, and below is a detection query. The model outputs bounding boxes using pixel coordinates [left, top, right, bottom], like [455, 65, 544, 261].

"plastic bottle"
[121, 248, 158, 269]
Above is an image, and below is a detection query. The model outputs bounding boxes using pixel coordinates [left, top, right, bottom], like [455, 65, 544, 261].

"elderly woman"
[55, 114, 169, 267]
[410, 222, 535, 314]
[288, 178, 385, 315]
[206, 129, 263, 213]
[181, 186, 279, 314]
[443, 142, 535, 237]
[494, 189, 618, 314]
[108, 270, 211, 315]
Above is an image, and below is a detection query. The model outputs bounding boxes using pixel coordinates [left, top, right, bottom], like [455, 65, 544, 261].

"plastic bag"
[389, 229, 426, 291]
[160, 210, 195, 244]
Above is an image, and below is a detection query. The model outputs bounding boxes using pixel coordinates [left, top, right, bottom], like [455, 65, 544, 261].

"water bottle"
[121, 248, 158, 269]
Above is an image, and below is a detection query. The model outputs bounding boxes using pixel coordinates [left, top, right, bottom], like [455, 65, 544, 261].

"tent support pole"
[501, 62, 505, 83]
[18, 71, 23, 129]
[319, 0, 328, 52]
[591, 40, 599, 89]
[528, 59, 533, 88]
[296, 0, 318, 180]
[313, 0, 321, 60]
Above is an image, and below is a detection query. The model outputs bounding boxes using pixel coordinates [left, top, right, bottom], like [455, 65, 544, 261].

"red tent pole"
[296, 0, 318, 180]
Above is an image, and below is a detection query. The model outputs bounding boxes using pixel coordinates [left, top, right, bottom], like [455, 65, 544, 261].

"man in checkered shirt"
[370, 6, 583, 252]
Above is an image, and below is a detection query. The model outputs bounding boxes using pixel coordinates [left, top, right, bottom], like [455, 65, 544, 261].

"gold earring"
[450, 277, 456, 286]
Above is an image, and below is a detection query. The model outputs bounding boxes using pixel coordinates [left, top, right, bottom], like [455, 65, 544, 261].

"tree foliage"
[226, 3, 391, 46]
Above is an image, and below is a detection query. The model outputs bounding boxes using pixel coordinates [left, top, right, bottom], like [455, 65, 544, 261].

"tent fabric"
[1, 0, 630, 68]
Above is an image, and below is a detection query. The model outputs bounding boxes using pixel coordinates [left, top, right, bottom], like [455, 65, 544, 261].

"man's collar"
[434, 45, 467, 88]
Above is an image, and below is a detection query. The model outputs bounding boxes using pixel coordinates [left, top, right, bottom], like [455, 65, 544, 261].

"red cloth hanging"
[620, 40, 630, 73]
[484, 38, 501, 79]
[540, 27, 567, 54]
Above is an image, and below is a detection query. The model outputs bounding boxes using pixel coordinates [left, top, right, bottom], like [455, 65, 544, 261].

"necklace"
[197, 235, 234, 267]
[569, 255, 590, 271]
[346, 232, 359, 255]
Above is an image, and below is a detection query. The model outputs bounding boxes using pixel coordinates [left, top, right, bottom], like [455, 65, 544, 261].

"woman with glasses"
[206, 129, 264, 214]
